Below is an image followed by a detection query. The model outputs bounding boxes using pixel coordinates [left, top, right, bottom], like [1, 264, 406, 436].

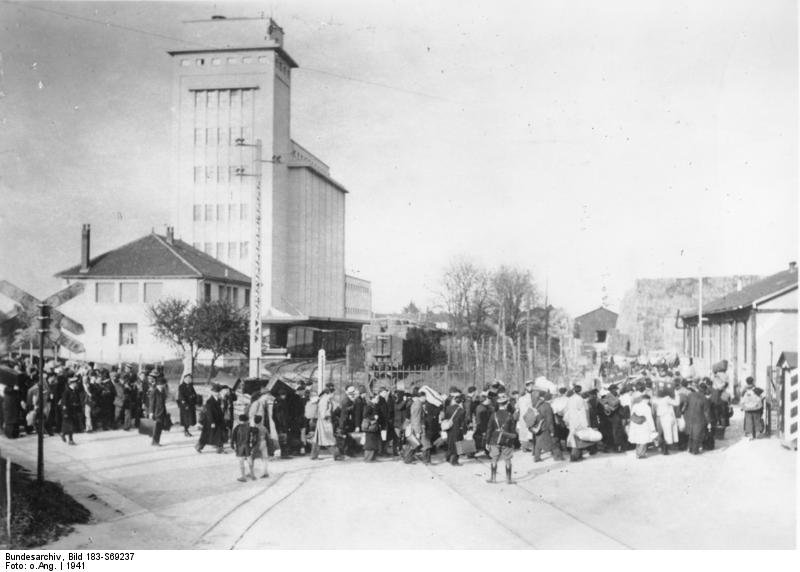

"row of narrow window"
[193, 241, 250, 260]
[193, 203, 248, 222]
[182, 56, 269, 67]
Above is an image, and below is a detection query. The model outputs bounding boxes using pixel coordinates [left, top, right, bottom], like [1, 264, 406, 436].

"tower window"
[227, 57, 239, 65]
[242, 56, 253, 64]
[193, 205, 201, 221]
[211, 58, 221, 66]
[180, 59, 191, 67]
[204, 204, 213, 221]
[258, 56, 268, 64]
[196, 58, 205, 66]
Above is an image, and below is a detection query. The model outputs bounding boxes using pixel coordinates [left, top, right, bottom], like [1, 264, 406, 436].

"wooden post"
[5, 456, 11, 542]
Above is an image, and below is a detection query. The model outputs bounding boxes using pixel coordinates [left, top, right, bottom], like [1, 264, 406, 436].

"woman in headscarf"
[628, 393, 657, 458]
[653, 388, 680, 454]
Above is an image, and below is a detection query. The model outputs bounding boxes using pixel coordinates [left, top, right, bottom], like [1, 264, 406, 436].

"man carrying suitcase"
[149, 378, 169, 446]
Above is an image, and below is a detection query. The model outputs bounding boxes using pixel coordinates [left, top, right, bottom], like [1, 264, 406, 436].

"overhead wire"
[0, 0, 451, 102]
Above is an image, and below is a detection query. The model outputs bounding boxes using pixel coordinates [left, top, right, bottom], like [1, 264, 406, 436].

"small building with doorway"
[54, 224, 251, 365]
[573, 307, 629, 359]
[678, 263, 798, 390]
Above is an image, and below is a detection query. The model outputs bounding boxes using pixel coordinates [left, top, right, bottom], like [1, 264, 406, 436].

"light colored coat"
[627, 400, 656, 445]
[654, 395, 679, 444]
[516, 392, 534, 442]
[564, 393, 589, 448]
[314, 392, 336, 446]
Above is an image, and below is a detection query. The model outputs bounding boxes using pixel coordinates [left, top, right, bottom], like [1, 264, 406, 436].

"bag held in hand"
[523, 407, 540, 429]
[440, 406, 460, 431]
[631, 413, 646, 425]
[456, 439, 476, 455]
[138, 418, 155, 437]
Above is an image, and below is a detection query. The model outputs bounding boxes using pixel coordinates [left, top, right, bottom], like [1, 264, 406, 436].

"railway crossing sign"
[0, 280, 85, 354]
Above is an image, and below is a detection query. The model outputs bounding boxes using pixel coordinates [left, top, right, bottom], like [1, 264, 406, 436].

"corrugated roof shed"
[682, 267, 797, 318]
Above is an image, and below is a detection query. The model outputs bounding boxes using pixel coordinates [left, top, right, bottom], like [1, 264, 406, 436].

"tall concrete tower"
[168, 16, 295, 315]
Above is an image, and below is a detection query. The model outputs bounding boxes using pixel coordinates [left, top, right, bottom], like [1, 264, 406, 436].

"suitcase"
[456, 439, 476, 455]
[523, 408, 539, 428]
[138, 418, 155, 437]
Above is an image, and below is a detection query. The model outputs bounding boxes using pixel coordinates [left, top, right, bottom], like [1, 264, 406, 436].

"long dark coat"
[59, 385, 82, 434]
[339, 395, 356, 434]
[150, 387, 169, 424]
[683, 391, 711, 442]
[177, 382, 198, 427]
[443, 403, 466, 458]
[363, 403, 381, 451]
[422, 402, 441, 442]
[534, 401, 557, 451]
[202, 395, 225, 446]
[392, 394, 410, 428]
[272, 398, 291, 435]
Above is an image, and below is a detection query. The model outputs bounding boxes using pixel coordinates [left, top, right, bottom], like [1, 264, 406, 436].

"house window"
[240, 203, 248, 220]
[204, 283, 212, 303]
[242, 56, 253, 64]
[95, 282, 115, 303]
[595, 330, 607, 343]
[211, 58, 221, 66]
[216, 242, 224, 259]
[119, 282, 139, 304]
[218, 285, 225, 301]
[229, 204, 236, 221]
[233, 287, 239, 306]
[228, 242, 237, 259]
[244, 288, 250, 307]
[143, 282, 163, 303]
[193, 205, 202, 221]
[216, 204, 224, 221]
[119, 323, 138, 346]
[205, 204, 213, 221]
[101, 323, 107, 337]
[240, 242, 249, 259]
[195, 58, 205, 66]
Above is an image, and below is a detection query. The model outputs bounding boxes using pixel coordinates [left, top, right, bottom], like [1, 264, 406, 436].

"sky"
[0, 0, 797, 316]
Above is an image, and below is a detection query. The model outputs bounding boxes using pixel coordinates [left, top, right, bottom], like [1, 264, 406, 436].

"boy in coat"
[231, 414, 258, 482]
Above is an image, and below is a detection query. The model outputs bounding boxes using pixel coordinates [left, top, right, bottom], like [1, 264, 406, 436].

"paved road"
[0, 413, 794, 549]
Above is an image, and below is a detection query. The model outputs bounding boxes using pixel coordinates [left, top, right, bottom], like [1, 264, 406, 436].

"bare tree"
[491, 265, 539, 339]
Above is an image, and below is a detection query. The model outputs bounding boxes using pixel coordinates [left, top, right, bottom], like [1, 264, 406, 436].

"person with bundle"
[485, 393, 517, 484]
[653, 388, 680, 455]
[740, 381, 764, 441]
[682, 382, 712, 454]
[533, 392, 563, 462]
[362, 393, 382, 462]
[441, 390, 466, 466]
[177, 373, 198, 438]
[628, 393, 657, 458]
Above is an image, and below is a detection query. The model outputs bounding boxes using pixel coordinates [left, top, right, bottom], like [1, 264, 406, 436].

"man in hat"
[59, 376, 82, 445]
[149, 378, 169, 446]
[177, 373, 198, 437]
[473, 391, 493, 457]
[599, 384, 625, 452]
[392, 384, 411, 456]
[682, 381, 712, 454]
[486, 392, 517, 484]
[197, 384, 225, 453]
[441, 390, 466, 466]
[272, 388, 292, 458]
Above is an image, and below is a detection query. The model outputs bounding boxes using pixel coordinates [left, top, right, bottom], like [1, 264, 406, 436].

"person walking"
[533, 392, 563, 462]
[628, 393, 657, 458]
[311, 384, 337, 460]
[230, 414, 258, 482]
[473, 392, 493, 458]
[402, 390, 427, 464]
[654, 389, 680, 454]
[177, 373, 198, 437]
[337, 385, 358, 459]
[485, 393, 517, 484]
[252, 414, 270, 478]
[362, 394, 382, 462]
[682, 382, 712, 454]
[149, 378, 169, 446]
[442, 392, 466, 466]
[563, 384, 590, 462]
[516, 380, 536, 452]
[59, 376, 82, 445]
[740, 382, 764, 441]
[196, 384, 225, 453]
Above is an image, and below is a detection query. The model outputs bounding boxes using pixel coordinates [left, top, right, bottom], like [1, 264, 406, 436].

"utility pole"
[36, 303, 51, 483]
[236, 138, 280, 378]
[544, 280, 550, 379]
[525, 294, 531, 379]
[698, 275, 703, 363]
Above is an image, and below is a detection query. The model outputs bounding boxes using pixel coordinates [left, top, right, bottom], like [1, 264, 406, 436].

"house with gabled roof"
[679, 263, 798, 390]
[54, 224, 251, 364]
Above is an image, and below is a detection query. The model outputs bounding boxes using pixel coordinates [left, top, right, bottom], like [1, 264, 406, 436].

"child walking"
[231, 414, 258, 482]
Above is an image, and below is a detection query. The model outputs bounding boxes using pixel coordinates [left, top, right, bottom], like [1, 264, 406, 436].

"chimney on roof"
[79, 224, 91, 273]
[268, 18, 284, 46]
[789, 261, 797, 271]
[166, 226, 175, 245]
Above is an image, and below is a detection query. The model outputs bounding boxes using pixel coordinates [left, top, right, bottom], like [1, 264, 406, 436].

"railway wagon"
[286, 326, 359, 360]
[362, 319, 447, 370]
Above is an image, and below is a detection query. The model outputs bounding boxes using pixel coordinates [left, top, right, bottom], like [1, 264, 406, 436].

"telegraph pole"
[36, 303, 51, 483]
[235, 138, 280, 378]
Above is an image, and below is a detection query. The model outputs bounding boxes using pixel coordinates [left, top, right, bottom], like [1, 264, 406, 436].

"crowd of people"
[0, 354, 769, 486]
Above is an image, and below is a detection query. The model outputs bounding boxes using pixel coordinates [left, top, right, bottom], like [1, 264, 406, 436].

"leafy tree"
[147, 298, 202, 375]
[193, 300, 249, 380]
